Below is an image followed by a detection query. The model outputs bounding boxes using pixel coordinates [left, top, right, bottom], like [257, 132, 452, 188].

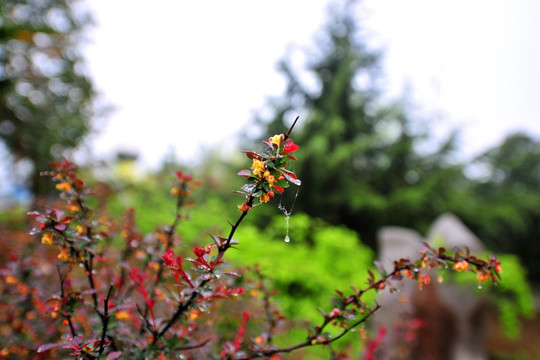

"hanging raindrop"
[278, 187, 299, 244]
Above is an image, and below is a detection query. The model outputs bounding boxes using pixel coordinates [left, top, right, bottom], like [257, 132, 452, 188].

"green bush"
[228, 213, 375, 322]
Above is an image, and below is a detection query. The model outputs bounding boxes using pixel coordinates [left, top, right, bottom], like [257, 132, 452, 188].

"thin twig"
[57, 265, 77, 338]
[284, 116, 300, 140]
[98, 285, 115, 355]
[240, 305, 381, 359]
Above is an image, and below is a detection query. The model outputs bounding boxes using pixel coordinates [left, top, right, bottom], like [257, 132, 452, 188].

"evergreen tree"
[255, 1, 463, 249]
[462, 133, 540, 282]
[0, 0, 96, 196]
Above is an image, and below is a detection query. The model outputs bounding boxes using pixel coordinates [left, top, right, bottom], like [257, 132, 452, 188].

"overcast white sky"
[82, 0, 540, 169]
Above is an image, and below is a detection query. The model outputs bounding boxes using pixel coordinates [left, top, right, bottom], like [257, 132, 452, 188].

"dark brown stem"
[98, 285, 115, 355]
[82, 255, 100, 311]
[240, 305, 381, 359]
[73, 193, 101, 312]
[143, 185, 187, 331]
[137, 305, 157, 337]
[238, 253, 465, 359]
[73, 189, 115, 352]
[216, 195, 255, 263]
[57, 265, 77, 338]
[151, 195, 254, 346]
[148, 122, 296, 351]
[177, 339, 211, 351]
[254, 269, 277, 345]
[284, 116, 300, 140]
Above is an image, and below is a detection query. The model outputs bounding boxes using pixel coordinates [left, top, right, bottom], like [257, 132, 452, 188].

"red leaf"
[280, 168, 297, 179]
[282, 139, 299, 154]
[60, 158, 71, 168]
[240, 151, 263, 160]
[176, 171, 193, 182]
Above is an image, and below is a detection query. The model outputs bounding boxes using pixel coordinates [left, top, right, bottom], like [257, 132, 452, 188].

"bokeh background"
[1, 0, 539, 358]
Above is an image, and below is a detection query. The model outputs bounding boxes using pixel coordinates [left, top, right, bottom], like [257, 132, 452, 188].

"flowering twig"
[236, 242, 502, 359]
[148, 122, 302, 349]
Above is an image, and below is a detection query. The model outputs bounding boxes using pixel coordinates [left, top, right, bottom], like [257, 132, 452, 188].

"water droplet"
[284, 235, 290, 243]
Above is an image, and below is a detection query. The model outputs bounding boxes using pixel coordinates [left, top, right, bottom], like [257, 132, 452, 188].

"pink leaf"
[237, 169, 252, 178]
[37, 343, 62, 353]
[106, 351, 122, 360]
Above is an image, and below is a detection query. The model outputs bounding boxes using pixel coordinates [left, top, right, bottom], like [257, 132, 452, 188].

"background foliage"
[0, 0, 96, 196]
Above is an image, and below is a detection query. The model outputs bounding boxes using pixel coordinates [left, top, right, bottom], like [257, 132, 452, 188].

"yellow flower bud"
[115, 310, 131, 321]
[76, 225, 85, 235]
[67, 204, 79, 213]
[55, 182, 71, 192]
[188, 310, 200, 320]
[41, 231, 54, 245]
[58, 248, 70, 262]
[452, 260, 470, 272]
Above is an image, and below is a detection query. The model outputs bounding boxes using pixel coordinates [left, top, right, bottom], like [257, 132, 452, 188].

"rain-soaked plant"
[0, 118, 503, 359]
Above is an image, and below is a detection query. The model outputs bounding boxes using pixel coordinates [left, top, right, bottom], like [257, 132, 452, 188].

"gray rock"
[427, 213, 484, 253]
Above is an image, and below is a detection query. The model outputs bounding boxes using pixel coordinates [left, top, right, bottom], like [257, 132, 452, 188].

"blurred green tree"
[0, 0, 96, 196]
[461, 133, 540, 282]
[254, 2, 462, 249]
